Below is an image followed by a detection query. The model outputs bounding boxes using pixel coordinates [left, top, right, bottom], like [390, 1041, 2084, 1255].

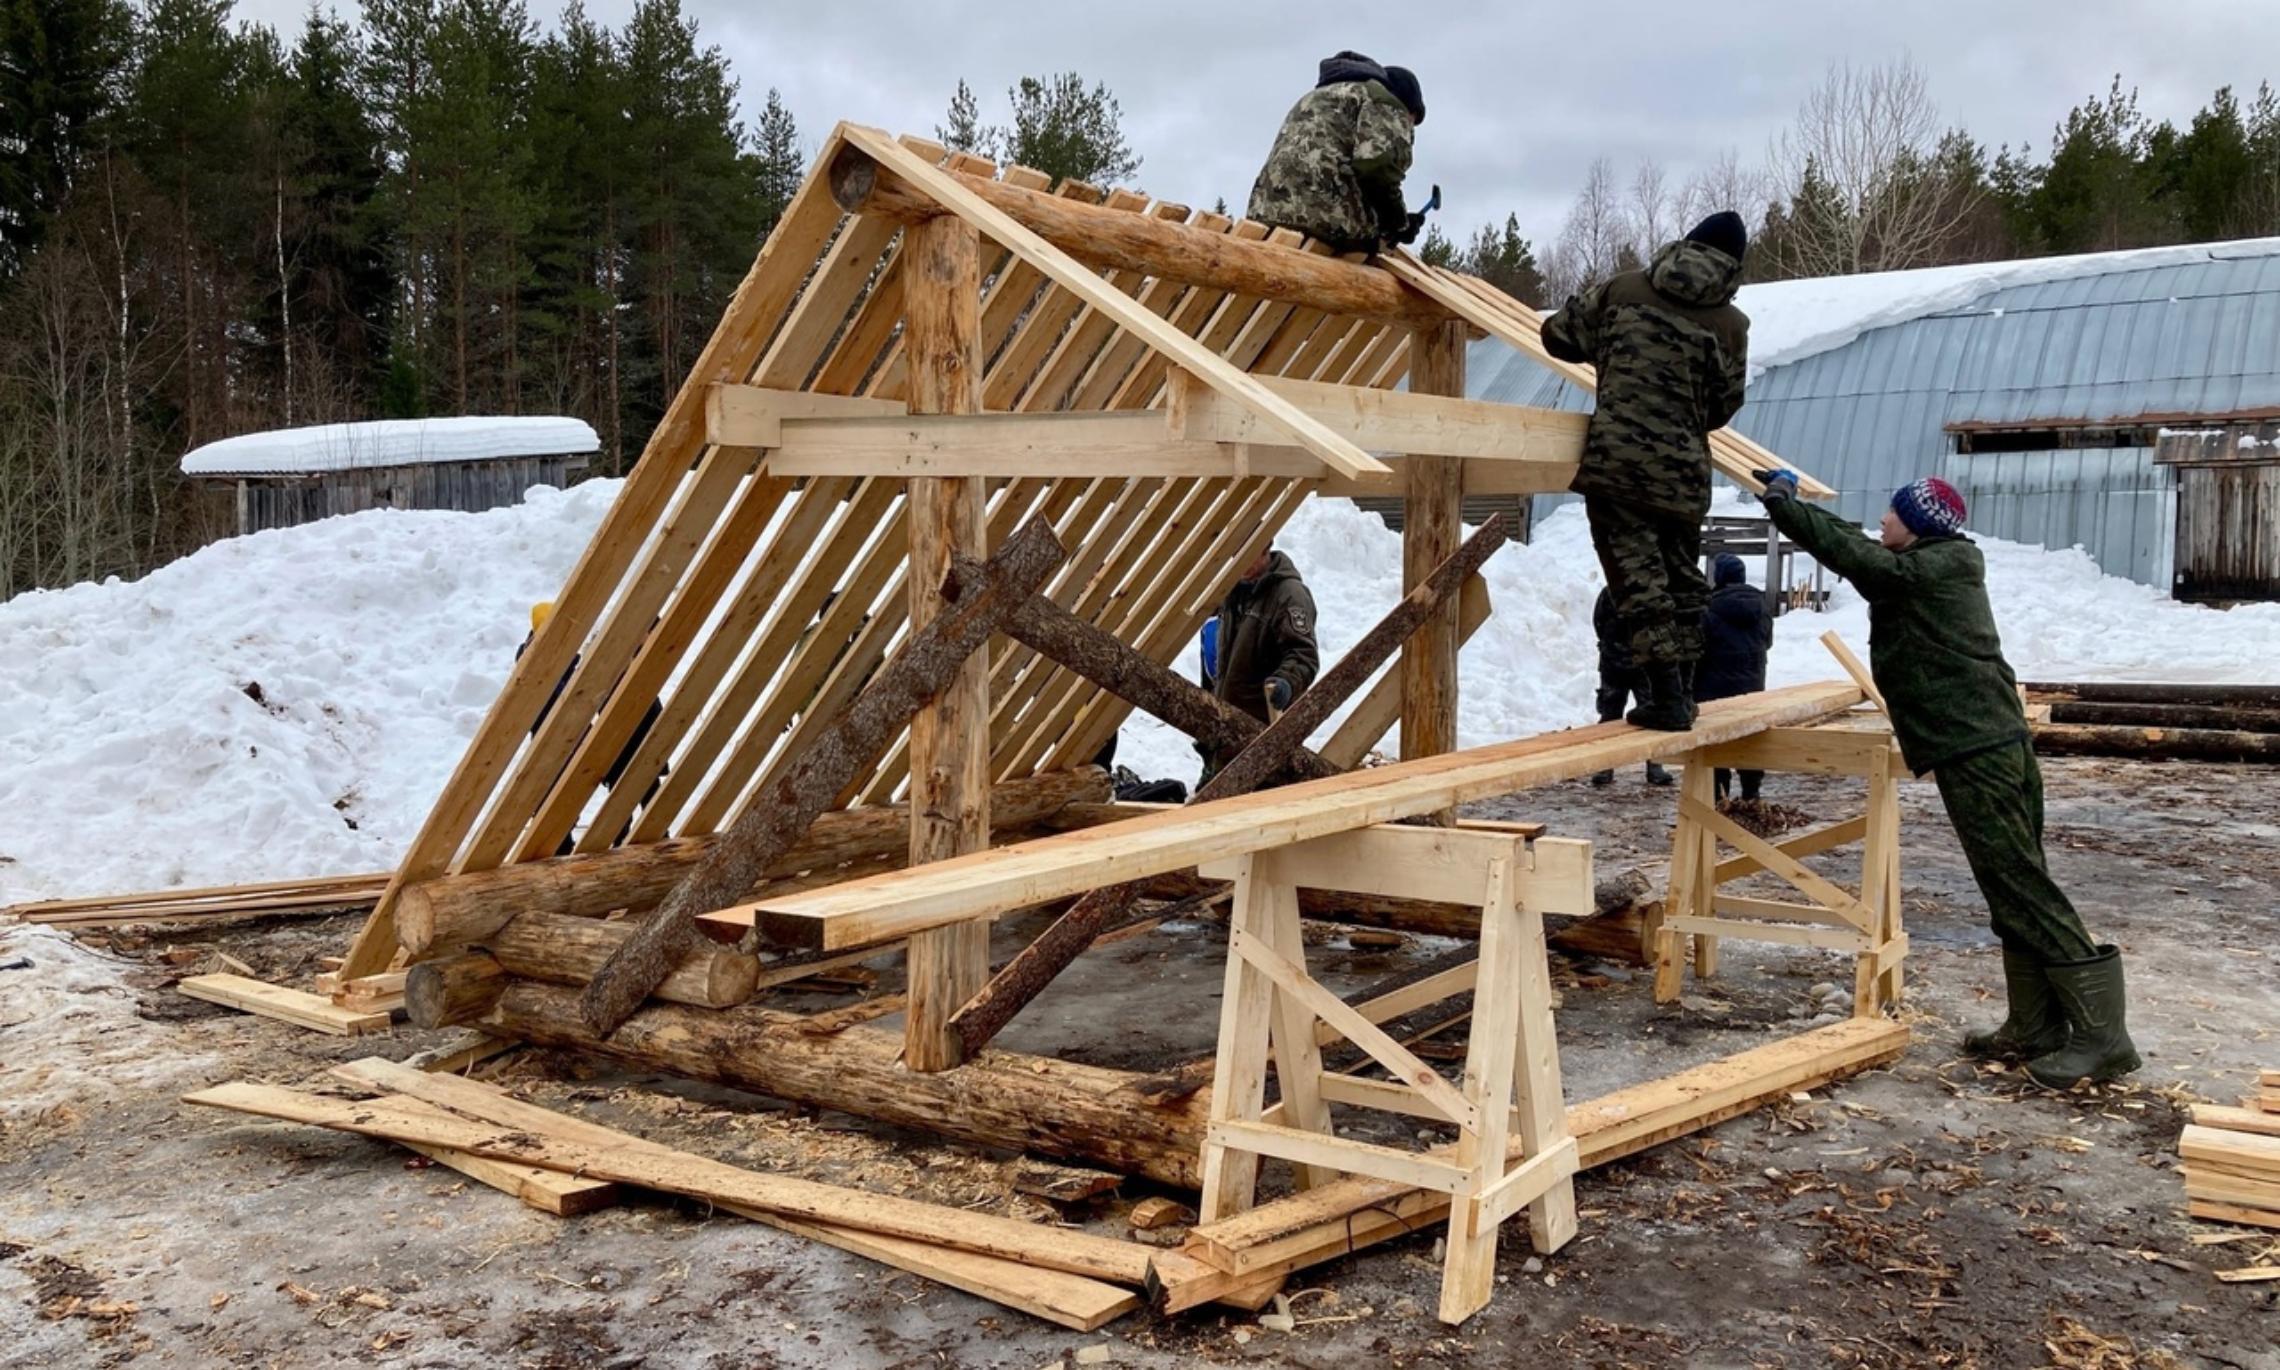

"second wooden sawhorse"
[1194, 822, 1594, 1324]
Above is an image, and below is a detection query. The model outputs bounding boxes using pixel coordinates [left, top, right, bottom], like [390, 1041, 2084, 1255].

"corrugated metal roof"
[1470, 244, 2280, 587]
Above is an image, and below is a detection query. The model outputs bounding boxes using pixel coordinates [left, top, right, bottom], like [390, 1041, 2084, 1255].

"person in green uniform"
[1754, 470, 2139, 1089]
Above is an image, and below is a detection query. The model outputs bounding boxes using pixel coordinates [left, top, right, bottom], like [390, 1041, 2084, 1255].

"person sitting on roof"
[1247, 52, 1425, 254]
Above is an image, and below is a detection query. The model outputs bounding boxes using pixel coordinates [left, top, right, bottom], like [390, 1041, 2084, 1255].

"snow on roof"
[1736, 236, 2280, 377]
[181, 416, 600, 477]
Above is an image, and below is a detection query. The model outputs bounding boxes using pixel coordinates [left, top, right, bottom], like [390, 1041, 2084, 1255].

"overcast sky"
[232, 0, 2280, 247]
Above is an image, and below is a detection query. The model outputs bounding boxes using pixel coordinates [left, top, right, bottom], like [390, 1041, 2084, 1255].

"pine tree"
[527, 2, 629, 461]
[753, 87, 802, 239]
[1417, 223, 1456, 267]
[1461, 215, 1546, 306]
[2161, 87, 2254, 240]
[0, 0, 132, 276]
[998, 72, 1139, 187]
[2030, 78, 2163, 253]
[937, 78, 994, 159]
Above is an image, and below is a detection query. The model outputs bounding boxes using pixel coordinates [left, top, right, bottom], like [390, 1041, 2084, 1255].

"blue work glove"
[1753, 468, 1800, 504]
[1264, 677, 1294, 713]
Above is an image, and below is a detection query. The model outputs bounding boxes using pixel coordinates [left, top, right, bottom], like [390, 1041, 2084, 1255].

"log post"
[903, 210, 991, 1072]
[487, 911, 758, 1009]
[1403, 320, 1468, 823]
[574, 518, 1065, 1036]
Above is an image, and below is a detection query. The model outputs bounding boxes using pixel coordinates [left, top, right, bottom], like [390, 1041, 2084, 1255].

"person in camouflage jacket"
[1756, 469, 2139, 1092]
[1542, 211, 1751, 729]
[1201, 547, 1320, 775]
[1247, 52, 1424, 254]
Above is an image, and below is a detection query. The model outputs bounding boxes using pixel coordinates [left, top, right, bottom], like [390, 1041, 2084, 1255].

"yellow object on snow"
[529, 601, 555, 632]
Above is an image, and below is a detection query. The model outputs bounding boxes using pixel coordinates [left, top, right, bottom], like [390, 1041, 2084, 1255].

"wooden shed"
[182, 416, 599, 536]
[2155, 420, 2280, 604]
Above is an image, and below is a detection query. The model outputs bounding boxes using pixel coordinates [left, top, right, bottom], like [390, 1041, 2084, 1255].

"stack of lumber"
[178, 973, 394, 1036]
[2023, 682, 2280, 764]
[2183, 1071, 2280, 1231]
[185, 1062, 1151, 1331]
[6, 872, 391, 930]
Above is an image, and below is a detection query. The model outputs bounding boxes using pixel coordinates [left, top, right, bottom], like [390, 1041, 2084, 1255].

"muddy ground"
[3, 753, 2277, 1369]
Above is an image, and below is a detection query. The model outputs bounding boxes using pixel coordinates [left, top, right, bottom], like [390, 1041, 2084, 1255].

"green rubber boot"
[1961, 949, 2068, 1062]
[2024, 945, 2142, 1088]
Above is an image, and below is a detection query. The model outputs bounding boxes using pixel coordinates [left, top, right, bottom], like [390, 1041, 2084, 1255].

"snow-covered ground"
[4, 481, 2276, 906]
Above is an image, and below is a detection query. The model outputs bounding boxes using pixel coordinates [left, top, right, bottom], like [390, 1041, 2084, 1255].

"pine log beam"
[2043, 700, 2280, 734]
[826, 145, 1450, 329]
[577, 517, 1065, 1036]
[902, 210, 993, 1073]
[405, 952, 509, 1029]
[2030, 721, 2280, 765]
[2022, 681, 2280, 709]
[1401, 320, 1468, 824]
[943, 556, 1339, 782]
[943, 517, 1510, 1059]
[487, 911, 758, 1008]
[396, 769, 1110, 954]
[481, 982, 1210, 1188]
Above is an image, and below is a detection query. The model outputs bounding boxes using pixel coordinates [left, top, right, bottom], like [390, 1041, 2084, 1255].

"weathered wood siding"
[2157, 424, 2280, 604]
[236, 457, 589, 535]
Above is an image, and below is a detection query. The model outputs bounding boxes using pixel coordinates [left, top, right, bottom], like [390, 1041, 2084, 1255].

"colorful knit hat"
[1892, 477, 1966, 538]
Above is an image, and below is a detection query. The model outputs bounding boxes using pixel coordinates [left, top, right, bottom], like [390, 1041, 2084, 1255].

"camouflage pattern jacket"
[1542, 239, 1750, 521]
[1246, 56, 1413, 252]
[1769, 498, 2029, 775]
[1211, 552, 1320, 724]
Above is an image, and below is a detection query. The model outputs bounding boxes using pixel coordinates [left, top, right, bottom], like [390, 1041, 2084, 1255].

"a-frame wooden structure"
[328, 124, 1891, 1326]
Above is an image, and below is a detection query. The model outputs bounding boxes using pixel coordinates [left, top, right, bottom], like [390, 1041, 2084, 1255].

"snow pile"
[0, 481, 615, 904]
[0, 924, 222, 1119]
[6, 477, 2279, 905]
[182, 415, 599, 475]
[1735, 237, 2280, 377]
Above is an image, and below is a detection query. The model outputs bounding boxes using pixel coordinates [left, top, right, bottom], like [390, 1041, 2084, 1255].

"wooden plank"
[380, 1094, 619, 1216]
[1166, 372, 1588, 464]
[703, 385, 904, 446]
[1209, 1119, 1474, 1194]
[768, 410, 1330, 480]
[1259, 875, 1334, 1190]
[838, 125, 1388, 480]
[1709, 895, 1867, 928]
[1821, 632, 1890, 715]
[2192, 1200, 2280, 1230]
[1199, 855, 1278, 1224]
[1680, 796, 1873, 930]
[1440, 853, 1526, 1323]
[2196, 1104, 2280, 1139]
[1200, 825, 1590, 912]
[1666, 915, 1870, 952]
[189, 1082, 1156, 1286]
[178, 974, 392, 1037]
[1374, 251, 1833, 500]
[1696, 727, 1900, 778]
[760, 1213, 1138, 1331]
[718, 682, 1864, 949]
[1474, 1136, 1580, 1229]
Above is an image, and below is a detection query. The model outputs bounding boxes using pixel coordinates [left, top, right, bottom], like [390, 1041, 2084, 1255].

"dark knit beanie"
[1713, 553, 1747, 587]
[1892, 477, 1967, 538]
[1383, 66, 1425, 124]
[1685, 210, 1748, 263]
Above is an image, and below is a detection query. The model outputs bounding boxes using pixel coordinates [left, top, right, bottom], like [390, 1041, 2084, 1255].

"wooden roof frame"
[339, 123, 1830, 981]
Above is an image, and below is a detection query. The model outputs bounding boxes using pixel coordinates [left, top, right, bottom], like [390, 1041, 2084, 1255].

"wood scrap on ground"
[2183, 1072, 2280, 1233]
[7, 872, 391, 929]
[178, 973, 392, 1036]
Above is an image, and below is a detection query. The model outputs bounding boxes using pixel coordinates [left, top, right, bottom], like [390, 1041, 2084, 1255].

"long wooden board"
[178, 974, 392, 1036]
[714, 683, 1862, 948]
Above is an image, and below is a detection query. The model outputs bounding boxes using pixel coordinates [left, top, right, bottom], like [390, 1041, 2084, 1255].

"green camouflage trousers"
[1585, 495, 1706, 667]
[1932, 739, 2099, 964]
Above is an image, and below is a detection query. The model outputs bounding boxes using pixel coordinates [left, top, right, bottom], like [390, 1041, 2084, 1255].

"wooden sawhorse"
[1653, 718, 1908, 1014]
[1196, 824, 1592, 1324]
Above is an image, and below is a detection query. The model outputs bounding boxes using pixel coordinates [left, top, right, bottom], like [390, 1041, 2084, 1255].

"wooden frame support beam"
[1402, 319, 1468, 823]
[827, 140, 1452, 329]
[903, 210, 993, 1073]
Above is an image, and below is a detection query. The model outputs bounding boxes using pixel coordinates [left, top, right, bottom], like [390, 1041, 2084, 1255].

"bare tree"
[1676, 148, 1769, 235]
[1765, 57, 1983, 276]
[1630, 159, 1674, 257]
[1544, 156, 1632, 301]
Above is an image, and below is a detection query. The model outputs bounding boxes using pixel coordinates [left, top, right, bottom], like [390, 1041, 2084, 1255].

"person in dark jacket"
[1698, 553, 1774, 801]
[1203, 547, 1320, 774]
[1589, 587, 1672, 787]
[1543, 212, 1751, 731]
[1756, 470, 2137, 1090]
[1247, 52, 1425, 253]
